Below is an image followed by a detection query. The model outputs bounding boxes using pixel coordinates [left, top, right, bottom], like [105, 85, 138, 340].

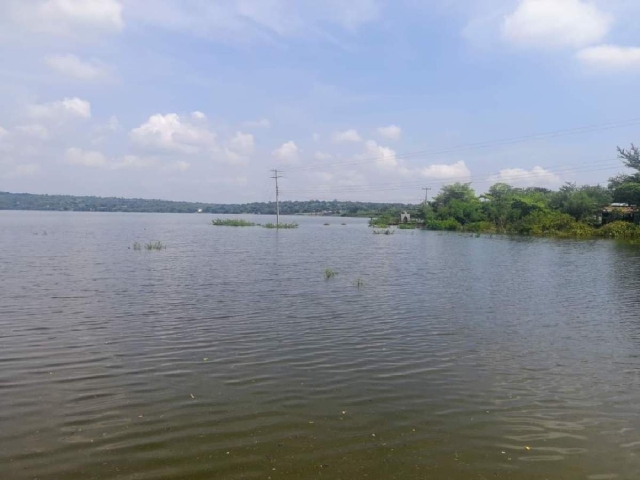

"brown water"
[1, 211, 640, 480]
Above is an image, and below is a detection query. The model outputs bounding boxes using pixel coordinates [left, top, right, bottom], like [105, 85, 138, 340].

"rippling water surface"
[1, 211, 640, 480]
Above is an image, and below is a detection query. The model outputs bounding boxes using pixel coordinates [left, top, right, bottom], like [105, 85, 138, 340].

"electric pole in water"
[271, 169, 282, 227]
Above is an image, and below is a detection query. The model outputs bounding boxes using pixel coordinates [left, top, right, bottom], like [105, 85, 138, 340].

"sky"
[1, 0, 640, 204]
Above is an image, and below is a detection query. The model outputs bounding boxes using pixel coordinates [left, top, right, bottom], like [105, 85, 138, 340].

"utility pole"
[422, 187, 432, 206]
[271, 169, 282, 228]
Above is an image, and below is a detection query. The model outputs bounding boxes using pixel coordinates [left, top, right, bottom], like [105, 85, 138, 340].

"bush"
[463, 221, 495, 233]
[212, 218, 256, 227]
[425, 218, 461, 231]
[596, 221, 640, 239]
[397, 223, 416, 230]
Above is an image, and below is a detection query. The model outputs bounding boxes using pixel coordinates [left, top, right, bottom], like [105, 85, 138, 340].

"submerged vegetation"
[133, 242, 142, 251]
[373, 229, 394, 235]
[263, 222, 299, 229]
[325, 269, 337, 279]
[354, 277, 365, 288]
[145, 241, 166, 250]
[212, 218, 256, 227]
[397, 223, 416, 230]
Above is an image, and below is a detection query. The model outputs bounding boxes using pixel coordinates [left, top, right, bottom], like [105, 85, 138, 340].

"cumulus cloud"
[191, 111, 207, 120]
[577, 44, 640, 70]
[332, 129, 363, 143]
[228, 131, 255, 156]
[490, 166, 561, 187]
[377, 125, 402, 141]
[272, 141, 300, 164]
[363, 140, 398, 170]
[15, 124, 51, 140]
[3, 0, 124, 38]
[243, 118, 270, 128]
[166, 160, 191, 172]
[29, 97, 92, 120]
[0, 127, 8, 138]
[503, 0, 612, 49]
[112, 155, 157, 169]
[419, 161, 471, 180]
[130, 113, 216, 154]
[65, 147, 108, 167]
[45, 54, 111, 81]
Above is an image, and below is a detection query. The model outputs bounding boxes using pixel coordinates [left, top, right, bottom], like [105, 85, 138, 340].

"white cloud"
[577, 44, 640, 70]
[243, 118, 270, 128]
[363, 140, 398, 170]
[29, 97, 92, 120]
[272, 141, 300, 164]
[332, 129, 363, 143]
[490, 166, 561, 187]
[228, 131, 255, 156]
[65, 147, 108, 167]
[314, 152, 333, 161]
[0, 127, 8, 138]
[15, 124, 51, 140]
[4, 0, 124, 38]
[107, 115, 120, 131]
[130, 113, 216, 154]
[503, 0, 613, 49]
[45, 54, 110, 81]
[419, 161, 471, 180]
[191, 111, 207, 120]
[377, 125, 402, 141]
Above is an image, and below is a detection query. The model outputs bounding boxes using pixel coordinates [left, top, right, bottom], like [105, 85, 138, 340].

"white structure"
[400, 212, 411, 224]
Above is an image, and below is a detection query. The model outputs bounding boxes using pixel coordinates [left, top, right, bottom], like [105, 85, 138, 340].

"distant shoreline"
[0, 191, 413, 217]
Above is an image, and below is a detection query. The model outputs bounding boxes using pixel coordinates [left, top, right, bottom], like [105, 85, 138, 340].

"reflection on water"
[1, 211, 640, 479]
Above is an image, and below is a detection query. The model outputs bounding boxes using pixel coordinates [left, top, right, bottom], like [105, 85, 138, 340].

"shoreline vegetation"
[369, 145, 640, 241]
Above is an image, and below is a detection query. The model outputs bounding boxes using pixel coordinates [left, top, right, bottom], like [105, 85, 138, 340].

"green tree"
[613, 183, 640, 205]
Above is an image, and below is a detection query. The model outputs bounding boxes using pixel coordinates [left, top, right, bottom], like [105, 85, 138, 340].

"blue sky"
[1, 0, 640, 203]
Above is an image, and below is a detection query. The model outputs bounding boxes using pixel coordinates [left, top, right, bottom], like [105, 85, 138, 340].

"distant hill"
[0, 191, 415, 216]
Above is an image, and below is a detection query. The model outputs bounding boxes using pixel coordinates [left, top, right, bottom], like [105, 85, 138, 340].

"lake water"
[1, 211, 640, 480]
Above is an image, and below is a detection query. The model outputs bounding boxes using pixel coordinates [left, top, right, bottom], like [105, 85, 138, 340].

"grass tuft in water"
[354, 277, 365, 288]
[397, 223, 416, 230]
[325, 269, 337, 279]
[211, 219, 256, 227]
[145, 241, 166, 250]
[373, 229, 394, 235]
[133, 242, 142, 251]
[324, 223, 331, 226]
[264, 223, 299, 229]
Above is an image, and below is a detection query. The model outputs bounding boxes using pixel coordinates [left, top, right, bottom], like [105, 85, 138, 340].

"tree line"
[416, 145, 640, 238]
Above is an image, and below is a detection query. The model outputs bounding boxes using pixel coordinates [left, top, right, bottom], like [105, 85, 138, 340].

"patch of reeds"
[264, 222, 299, 229]
[373, 229, 394, 235]
[354, 277, 365, 288]
[133, 242, 142, 251]
[144, 241, 166, 250]
[211, 219, 256, 227]
[325, 269, 337, 279]
[397, 223, 416, 230]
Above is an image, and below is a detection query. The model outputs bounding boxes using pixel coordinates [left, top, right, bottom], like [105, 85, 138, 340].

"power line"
[280, 159, 623, 196]
[271, 169, 283, 227]
[284, 117, 640, 173]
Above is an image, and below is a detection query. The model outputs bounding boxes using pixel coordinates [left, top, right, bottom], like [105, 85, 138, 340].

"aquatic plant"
[342, 223, 347, 226]
[211, 219, 256, 227]
[325, 269, 337, 279]
[397, 223, 416, 230]
[373, 229, 394, 235]
[145, 241, 166, 250]
[263, 222, 299, 229]
[324, 223, 331, 226]
[133, 242, 142, 251]
[354, 277, 365, 288]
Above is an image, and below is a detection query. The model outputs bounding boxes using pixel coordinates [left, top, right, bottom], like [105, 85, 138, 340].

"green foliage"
[373, 229, 394, 235]
[211, 218, 256, 227]
[596, 221, 640, 239]
[613, 183, 640, 205]
[263, 222, 299, 229]
[397, 223, 416, 229]
[425, 218, 461, 231]
[325, 269, 337, 279]
[132, 242, 142, 251]
[144, 241, 165, 250]
[464, 221, 495, 233]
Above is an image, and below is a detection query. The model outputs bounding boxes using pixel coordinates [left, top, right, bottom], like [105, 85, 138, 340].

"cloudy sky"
[1, 0, 640, 204]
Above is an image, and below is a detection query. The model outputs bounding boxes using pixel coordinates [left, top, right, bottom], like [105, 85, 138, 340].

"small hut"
[400, 212, 411, 224]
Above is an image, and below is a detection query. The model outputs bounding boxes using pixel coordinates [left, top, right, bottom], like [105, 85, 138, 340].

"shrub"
[425, 218, 461, 231]
[212, 219, 256, 227]
[596, 221, 640, 239]
[264, 222, 299, 229]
